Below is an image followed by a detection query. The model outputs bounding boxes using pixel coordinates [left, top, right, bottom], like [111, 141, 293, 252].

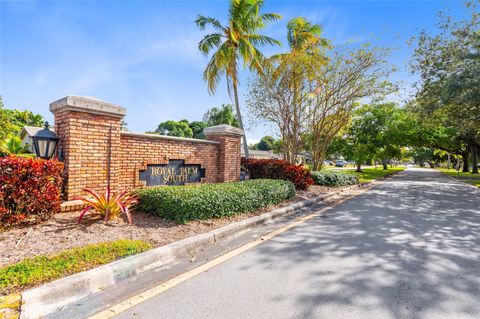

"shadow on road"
[246, 169, 480, 318]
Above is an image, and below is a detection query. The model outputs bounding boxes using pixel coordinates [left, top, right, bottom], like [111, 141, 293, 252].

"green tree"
[258, 135, 274, 151]
[203, 104, 239, 127]
[409, 147, 443, 168]
[153, 120, 193, 138]
[195, 0, 281, 158]
[3, 109, 44, 136]
[344, 105, 380, 172]
[251, 135, 275, 151]
[189, 121, 208, 139]
[410, 1, 480, 173]
[0, 96, 10, 143]
[0, 97, 45, 142]
[343, 103, 406, 172]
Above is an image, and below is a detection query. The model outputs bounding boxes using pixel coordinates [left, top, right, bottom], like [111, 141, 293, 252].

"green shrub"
[136, 179, 296, 223]
[0, 239, 151, 295]
[311, 171, 359, 187]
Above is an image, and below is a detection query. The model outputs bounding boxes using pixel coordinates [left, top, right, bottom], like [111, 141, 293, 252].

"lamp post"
[32, 121, 59, 160]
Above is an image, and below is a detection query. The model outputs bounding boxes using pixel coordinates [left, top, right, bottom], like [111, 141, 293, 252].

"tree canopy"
[410, 1, 479, 173]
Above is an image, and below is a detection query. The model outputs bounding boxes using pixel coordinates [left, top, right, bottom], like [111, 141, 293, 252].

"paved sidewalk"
[113, 168, 480, 319]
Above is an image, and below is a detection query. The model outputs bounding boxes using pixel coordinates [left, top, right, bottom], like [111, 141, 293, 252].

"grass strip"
[436, 168, 480, 188]
[0, 239, 151, 296]
[354, 167, 406, 183]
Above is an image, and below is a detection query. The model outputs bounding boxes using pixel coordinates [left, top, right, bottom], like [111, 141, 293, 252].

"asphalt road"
[114, 168, 480, 319]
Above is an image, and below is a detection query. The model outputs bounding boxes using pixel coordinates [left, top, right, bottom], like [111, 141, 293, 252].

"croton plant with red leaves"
[241, 158, 314, 190]
[0, 156, 64, 226]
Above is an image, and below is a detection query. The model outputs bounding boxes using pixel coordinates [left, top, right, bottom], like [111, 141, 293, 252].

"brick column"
[50, 96, 126, 200]
[204, 124, 243, 182]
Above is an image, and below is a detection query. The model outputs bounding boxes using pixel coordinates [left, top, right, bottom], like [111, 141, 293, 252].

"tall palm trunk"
[233, 83, 249, 158]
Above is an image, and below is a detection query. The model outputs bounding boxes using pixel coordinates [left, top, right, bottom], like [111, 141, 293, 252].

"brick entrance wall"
[50, 96, 243, 200]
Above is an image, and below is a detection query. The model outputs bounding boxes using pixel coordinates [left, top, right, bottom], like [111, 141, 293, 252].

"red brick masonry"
[50, 96, 243, 200]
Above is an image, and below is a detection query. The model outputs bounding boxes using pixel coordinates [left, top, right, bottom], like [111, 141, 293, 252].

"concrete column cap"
[49, 95, 126, 118]
[203, 124, 244, 136]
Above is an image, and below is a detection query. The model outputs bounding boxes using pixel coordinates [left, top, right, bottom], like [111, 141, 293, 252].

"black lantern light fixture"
[32, 121, 59, 160]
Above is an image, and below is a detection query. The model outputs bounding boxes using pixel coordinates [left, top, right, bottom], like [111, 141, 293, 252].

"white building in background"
[241, 149, 283, 160]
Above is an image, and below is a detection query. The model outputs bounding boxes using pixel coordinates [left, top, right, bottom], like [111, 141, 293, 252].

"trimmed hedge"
[241, 158, 313, 190]
[0, 156, 64, 226]
[311, 170, 359, 187]
[136, 179, 296, 223]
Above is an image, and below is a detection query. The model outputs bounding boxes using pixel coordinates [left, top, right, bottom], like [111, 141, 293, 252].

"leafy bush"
[136, 179, 295, 223]
[311, 170, 359, 187]
[76, 188, 138, 224]
[0, 239, 151, 295]
[241, 158, 313, 190]
[0, 157, 64, 226]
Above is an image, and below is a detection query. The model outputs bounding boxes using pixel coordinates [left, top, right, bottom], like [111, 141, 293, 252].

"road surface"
[113, 168, 480, 319]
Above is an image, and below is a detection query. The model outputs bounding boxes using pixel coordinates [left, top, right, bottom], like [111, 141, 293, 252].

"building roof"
[241, 149, 283, 159]
[21, 126, 55, 139]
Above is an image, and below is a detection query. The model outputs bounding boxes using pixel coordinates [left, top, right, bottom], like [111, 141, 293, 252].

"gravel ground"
[0, 184, 365, 267]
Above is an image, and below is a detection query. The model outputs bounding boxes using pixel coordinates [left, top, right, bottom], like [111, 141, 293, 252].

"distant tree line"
[149, 104, 239, 139]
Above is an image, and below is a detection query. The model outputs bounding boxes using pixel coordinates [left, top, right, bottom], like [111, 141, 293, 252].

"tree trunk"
[232, 83, 249, 158]
[471, 143, 479, 174]
[356, 162, 362, 172]
[382, 158, 387, 170]
[462, 151, 470, 172]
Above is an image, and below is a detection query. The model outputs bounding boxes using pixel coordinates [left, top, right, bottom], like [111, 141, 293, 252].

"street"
[112, 168, 480, 319]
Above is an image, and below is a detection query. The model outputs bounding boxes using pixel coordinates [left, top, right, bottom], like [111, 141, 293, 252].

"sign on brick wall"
[139, 159, 206, 186]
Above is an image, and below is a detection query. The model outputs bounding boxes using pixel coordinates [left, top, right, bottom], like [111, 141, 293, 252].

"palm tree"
[203, 104, 239, 127]
[195, 0, 281, 158]
[286, 17, 330, 54]
[2, 136, 29, 155]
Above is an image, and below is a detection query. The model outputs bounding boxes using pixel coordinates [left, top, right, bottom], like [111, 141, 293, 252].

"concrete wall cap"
[203, 124, 244, 136]
[49, 95, 126, 118]
[121, 131, 220, 145]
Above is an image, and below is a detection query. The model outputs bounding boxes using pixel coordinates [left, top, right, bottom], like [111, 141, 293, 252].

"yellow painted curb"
[0, 294, 21, 319]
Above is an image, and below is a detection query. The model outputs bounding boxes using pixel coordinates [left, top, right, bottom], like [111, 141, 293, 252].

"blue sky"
[0, 0, 469, 143]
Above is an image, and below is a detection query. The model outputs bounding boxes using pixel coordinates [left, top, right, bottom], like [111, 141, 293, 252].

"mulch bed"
[0, 184, 366, 267]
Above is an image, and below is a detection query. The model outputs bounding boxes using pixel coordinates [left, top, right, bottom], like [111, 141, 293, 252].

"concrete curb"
[20, 196, 325, 319]
[0, 293, 21, 319]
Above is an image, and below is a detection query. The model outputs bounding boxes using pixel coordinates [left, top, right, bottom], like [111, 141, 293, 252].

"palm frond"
[247, 34, 281, 47]
[260, 13, 281, 23]
[204, 50, 225, 94]
[195, 15, 226, 32]
[198, 33, 225, 55]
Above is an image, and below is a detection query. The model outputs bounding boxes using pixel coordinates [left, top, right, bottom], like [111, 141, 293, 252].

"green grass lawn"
[322, 166, 405, 183]
[353, 167, 406, 183]
[436, 168, 480, 188]
[0, 239, 151, 296]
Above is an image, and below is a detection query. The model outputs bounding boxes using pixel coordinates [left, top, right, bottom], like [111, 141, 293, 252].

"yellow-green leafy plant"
[76, 188, 138, 224]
